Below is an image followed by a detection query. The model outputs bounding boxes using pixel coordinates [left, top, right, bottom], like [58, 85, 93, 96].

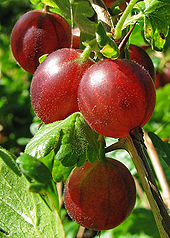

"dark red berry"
[31, 48, 94, 123]
[78, 59, 156, 138]
[128, 44, 156, 81]
[64, 158, 136, 230]
[11, 10, 71, 74]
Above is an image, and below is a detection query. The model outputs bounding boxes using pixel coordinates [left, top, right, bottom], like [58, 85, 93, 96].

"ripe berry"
[31, 48, 94, 124]
[11, 10, 71, 74]
[64, 158, 136, 231]
[78, 59, 156, 138]
[128, 44, 155, 81]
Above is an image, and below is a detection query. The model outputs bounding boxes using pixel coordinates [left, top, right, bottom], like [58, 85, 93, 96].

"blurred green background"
[0, 0, 36, 155]
[0, 1, 169, 237]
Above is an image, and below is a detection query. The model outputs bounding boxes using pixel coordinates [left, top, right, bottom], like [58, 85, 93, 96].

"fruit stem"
[77, 39, 96, 64]
[128, 128, 170, 238]
[114, 0, 139, 40]
[43, 4, 50, 13]
[46, 182, 60, 213]
[105, 139, 126, 153]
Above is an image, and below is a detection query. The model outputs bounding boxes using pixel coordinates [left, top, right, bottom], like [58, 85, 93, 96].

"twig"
[56, 182, 64, 208]
[128, 128, 170, 238]
[144, 131, 170, 208]
[134, 177, 150, 209]
[76, 226, 85, 238]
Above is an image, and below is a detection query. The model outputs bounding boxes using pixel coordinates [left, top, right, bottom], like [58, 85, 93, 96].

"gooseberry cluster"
[11, 5, 156, 232]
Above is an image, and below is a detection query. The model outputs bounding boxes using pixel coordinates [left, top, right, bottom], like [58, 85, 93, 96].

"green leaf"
[96, 22, 108, 47]
[39, 150, 73, 182]
[39, 149, 56, 172]
[25, 112, 100, 168]
[30, 0, 41, 4]
[144, 0, 170, 50]
[42, 0, 58, 8]
[100, 41, 119, 58]
[148, 132, 170, 166]
[129, 22, 146, 46]
[17, 153, 60, 212]
[0, 146, 21, 176]
[42, 0, 71, 17]
[72, 0, 97, 35]
[52, 160, 73, 182]
[96, 22, 119, 58]
[17, 153, 52, 184]
[39, 54, 48, 64]
[0, 156, 65, 237]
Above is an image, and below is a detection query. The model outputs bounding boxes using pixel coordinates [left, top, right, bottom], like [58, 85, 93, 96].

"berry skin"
[128, 44, 156, 81]
[31, 48, 94, 124]
[11, 10, 71, 74]
[78, 59, 156, 138]
[64, 158, 136, 231]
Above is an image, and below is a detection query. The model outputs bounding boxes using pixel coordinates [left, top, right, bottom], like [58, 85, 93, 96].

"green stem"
[122, 12, 143, 29]
[78, 45, 92, 64]
[77, 39, 96, 64]
[114, 0, 139, 40]
[97, 135, 106, 161]
[46, 182, 60, 213]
